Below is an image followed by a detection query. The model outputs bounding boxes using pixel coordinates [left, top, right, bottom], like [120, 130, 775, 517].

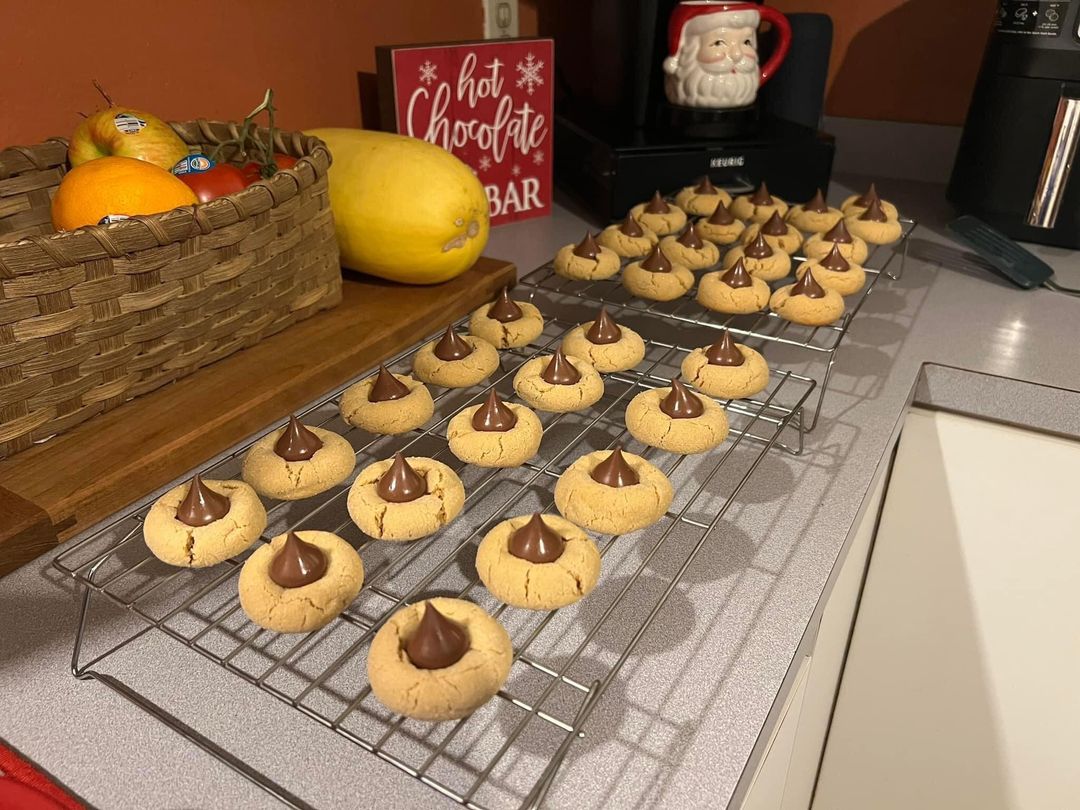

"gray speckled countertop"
[2, 177, 1080, 810]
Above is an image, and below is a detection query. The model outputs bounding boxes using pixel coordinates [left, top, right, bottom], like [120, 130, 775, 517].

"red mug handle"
[757, 6, 792, 86]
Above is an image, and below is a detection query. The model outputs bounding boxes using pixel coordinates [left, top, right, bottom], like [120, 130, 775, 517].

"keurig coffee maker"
[948, 0, 1080, 249]
[541, 0, 835, 223]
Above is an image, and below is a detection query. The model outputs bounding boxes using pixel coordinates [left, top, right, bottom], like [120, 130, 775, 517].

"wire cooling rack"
[54, 304, 815, 810]
[517, 217, 916, 431]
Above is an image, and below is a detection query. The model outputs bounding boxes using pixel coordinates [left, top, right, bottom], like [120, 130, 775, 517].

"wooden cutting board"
[0, 257, 515, 575]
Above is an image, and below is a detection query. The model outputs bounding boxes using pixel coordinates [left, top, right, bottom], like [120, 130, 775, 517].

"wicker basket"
[0, 121, 342, 458]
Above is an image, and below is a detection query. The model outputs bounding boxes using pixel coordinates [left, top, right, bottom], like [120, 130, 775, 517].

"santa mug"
[662, 1, 792, 110]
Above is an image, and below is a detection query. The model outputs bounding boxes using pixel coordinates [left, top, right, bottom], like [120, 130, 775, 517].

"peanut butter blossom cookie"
[447, 389, 543, 468]
[840, 182, 899, 220]
[625, 377, 729, 454]
[674, 176, 733, 216]
[785, 188, 843, 234]
[242, 416, 356, 500]
[144, 474, 267, 567]
[730, 182, 789, 224]
[740, 210, 803, 255]
[770, 267, 846, 326]
[697, 258, 771, 314]
[412, 325, 500, 388]
[553, 231, 621, 280]
[468, 286, 545, 349]
[347, 453, 466, 541]
[561, 308, 646, 373]
[340, 365, 435, 435]
[794, 245, 866, 297]
[368, 598, 513, 721]
[513, 345, 605, 412]
[597, 212, 659, 259]
[630, 190, 687, 236]
[803, 219, 869, 265]
[843, 197, 903, 245]
[660, 222, 721, 270]
[681, 330, 770, 400]
[721, 231, 792, 282]
[695, 201, 746, 246]
[238, 530, 364, 634]
[622, 243, 694, 301]
[476, 513, 601, 610]
[554, 445, 674, 534]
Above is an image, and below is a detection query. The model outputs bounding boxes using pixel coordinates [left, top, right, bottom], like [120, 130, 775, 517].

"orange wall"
[0, 0, 483, 147]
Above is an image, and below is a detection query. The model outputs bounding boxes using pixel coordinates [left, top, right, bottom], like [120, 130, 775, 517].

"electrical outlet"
[483, 0, 519, 39]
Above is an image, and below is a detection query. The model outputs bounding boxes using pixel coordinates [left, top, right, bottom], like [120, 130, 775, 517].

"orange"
[50, 155, 199, 231]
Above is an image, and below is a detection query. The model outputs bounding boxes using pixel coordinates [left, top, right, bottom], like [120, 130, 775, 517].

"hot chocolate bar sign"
[376, 39, 554, 226]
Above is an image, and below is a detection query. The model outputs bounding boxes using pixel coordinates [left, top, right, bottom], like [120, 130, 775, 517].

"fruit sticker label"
[113, 113, 147, 134]
[377, 38, 554, 226]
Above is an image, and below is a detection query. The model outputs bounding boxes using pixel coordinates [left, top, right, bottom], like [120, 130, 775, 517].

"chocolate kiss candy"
[175, 474, 230, 527]
[644, 190, 670, 214]
[791, 268, 827, 299]
[376, 452, 426, 503]
[859, 197, 889, 223]
[749, 182, 773, 206]
[269, 532, 328, 589]
[804, 189, 829, 213]
[590, 445, 640, 487]
[487, 286, 523, 323]
[274, 415, 324, 461]
[761, 210, 788, 237]
[619, 213, 645, 237]
[744, 232, 774, 259]
[705, 331, 745, 367]
[820, 244, 851, 272]
[585, 308, 622, 345]
[721, 258, 754, 289]
[472, 389, 518, 432]
[405, 603, 469, 670]
[707, 203, 736, 226]
[433, 326, 473, 361]
[641, 244, 673, 273]
[368, 365, 410, 403]
[676, 224, 705, 249]
[822, 219, 854, 244]
[508, 513, 565, 563]
[660, 377, 704, 419]
[694, 176, 719, 195]
[855, 182, 880, 208]
[540, 345, 581, 385]
[572, 231, 601, 260]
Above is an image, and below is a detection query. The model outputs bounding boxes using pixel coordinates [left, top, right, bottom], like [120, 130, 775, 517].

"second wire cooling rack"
[54, 305, 814, 810]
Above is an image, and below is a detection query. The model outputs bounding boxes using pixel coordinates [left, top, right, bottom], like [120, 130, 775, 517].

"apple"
[69, 105, 190, 171]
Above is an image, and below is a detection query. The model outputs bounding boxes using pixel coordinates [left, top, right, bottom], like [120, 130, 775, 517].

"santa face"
[696, 26, 758, 71]
[663, 10, 763, 110]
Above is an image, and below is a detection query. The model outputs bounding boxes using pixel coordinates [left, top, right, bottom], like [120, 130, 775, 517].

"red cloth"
[0, 742, 83, 810]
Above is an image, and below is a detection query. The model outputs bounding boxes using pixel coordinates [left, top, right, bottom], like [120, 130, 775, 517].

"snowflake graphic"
[531, 150, 545, 166]
[511, 165, 522, 177]
[515, 53, 545, 95]
[419, 61, 438, 85]
[478, 155, 492, 172]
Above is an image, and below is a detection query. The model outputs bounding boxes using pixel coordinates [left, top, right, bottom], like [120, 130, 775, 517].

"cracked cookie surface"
[144, 479, 267, 567]
[674, 185, 732, 216]
[238, 530, 364, 633]
[554, 450, 673, 534]
[659, 234, 721, 270]
[347, 456, 465, 541]
[769, 284, 846, 326]
[241, 425, 356, 501]
[597, 224, 658, 258]
[622, 259, 694, 301]
[562, 321, 646, 373]
[720, 245, 791, 282]
[843, 214, 902, 245]
[468, 300, 545, 349]
[629, 202, 687, 236]
[367, 597, 513, 721]
[794, 259, 866, 297]
[512, 355, 604, 413]
[740, 221, 804, 255]
[730, 194, 789, 224]
[803, 233, 870, 265]
[447, 402, 543, 468]
[476, 514, 600, 610]
[696, 217, 746, 246]
[696, 270, 771, 314]
[412, 334, 500, 388]
[681, 344, 770, 400]
[786, 204, 843, 234]
[625, 387, 730, 454]
[340, 372, 434, 435]
[553, 243, 621, 280]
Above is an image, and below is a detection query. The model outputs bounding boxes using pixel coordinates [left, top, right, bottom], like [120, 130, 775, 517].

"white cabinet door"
[813, 408, 1080, 810]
